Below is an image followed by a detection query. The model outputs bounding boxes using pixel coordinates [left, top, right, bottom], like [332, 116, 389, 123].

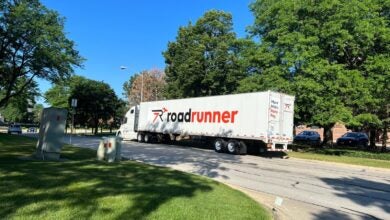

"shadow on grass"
[0, 142, 213, 219]
[290, 144, 390, 161]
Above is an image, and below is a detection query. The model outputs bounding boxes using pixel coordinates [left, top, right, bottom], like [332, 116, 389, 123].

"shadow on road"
[311, 209, 369, 220]
[123, 141, 247, 180]
[119, 139, 291, 180]
[317, 177, 390, 219]
[169, 139, 289, 158]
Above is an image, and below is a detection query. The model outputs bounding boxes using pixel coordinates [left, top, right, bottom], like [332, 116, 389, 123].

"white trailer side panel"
[137, 91, 294, 143]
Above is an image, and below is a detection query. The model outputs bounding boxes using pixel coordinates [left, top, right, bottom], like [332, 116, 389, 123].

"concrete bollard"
[97, 137, 121, 163]
[97, 138, 106, 161]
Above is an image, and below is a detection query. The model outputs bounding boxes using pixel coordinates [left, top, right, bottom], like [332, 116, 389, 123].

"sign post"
[70, 99, 78, 144]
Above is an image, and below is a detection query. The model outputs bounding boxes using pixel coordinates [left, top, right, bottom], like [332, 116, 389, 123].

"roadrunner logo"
[152, 107, 168, 123]
[151, 108, 238, 123]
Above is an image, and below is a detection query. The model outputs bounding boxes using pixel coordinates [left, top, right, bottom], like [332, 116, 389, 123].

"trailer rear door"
[268, 92, 294, 149]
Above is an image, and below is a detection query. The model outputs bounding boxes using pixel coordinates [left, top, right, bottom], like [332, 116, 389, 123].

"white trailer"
[117, 91, 295, 154]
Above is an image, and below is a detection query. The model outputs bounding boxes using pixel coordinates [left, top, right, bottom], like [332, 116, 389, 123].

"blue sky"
[39, 0, 254, 104]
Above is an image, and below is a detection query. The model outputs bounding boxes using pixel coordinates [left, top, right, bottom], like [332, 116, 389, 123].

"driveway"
[55, 135, 390, 219]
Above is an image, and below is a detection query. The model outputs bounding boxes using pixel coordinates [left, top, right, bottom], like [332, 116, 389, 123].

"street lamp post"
[140, 72, 144, 103]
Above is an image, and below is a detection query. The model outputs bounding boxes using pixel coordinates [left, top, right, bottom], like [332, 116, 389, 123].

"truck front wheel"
[214, 139, 226, 153]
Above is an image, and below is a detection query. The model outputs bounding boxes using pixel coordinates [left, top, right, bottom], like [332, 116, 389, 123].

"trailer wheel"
[214, 139, 226, 153]
[239, 141, 248, 155]
[137, 133, 144, 142]
[144, 133, 152, 143]
[227, 140, 240, 154]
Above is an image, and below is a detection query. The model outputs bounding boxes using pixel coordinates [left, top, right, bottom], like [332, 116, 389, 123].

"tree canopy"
[70, 78, 119, 134]
[238, 0, 389, 145]
[0, 77, 38, 122]
[0, 0, 83, 108]
[163, 10, 248, 99]
[123, 68, 166, 105]
[45, 75, 122, 134]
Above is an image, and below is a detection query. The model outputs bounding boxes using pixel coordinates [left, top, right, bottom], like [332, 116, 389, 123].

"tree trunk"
[382, 123, 388, 152]
[322, 125, 333, 147]
[94, 118, 99, 135]
[369, 128, 376, 150]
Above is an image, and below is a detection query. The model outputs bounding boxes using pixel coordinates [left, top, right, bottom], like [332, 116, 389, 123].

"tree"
[123, 68, 166, 105]
[31, 103, 43, 123]
[44, 82, 70, 109]
[46, 75, 121, 134]
[364, 54, 390, 150]
[243, 0, 389, 146]
[163, 10, 247, 98]
[0, 78, 38, 122]
[110, 98, 127, 132]
[0, 0, 83, 108]
[44, 75, 86, 109]
[69, 78, 119, 134]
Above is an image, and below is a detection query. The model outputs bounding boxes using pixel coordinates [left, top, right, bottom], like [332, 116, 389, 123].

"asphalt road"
[56, 135, 390, 219]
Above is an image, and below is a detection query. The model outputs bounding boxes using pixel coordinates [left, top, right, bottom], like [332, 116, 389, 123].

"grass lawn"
[0, 134, 270, 220]
[288, 147, 390, 169]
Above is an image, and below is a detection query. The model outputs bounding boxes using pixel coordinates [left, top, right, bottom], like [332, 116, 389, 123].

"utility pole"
[141, 72, 144, 103]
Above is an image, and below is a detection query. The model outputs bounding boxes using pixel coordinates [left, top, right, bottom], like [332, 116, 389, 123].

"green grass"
[0, 134, 270, 220]
[288, 147, 390, 169]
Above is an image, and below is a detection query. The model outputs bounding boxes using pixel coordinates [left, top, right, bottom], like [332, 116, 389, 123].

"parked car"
[336, 132, 369, 148]
[7, 124, 22, 134]
[293, 130, 321, 145]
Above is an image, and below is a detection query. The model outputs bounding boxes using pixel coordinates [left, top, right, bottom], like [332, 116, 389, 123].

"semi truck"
[117, 91, 295, 154]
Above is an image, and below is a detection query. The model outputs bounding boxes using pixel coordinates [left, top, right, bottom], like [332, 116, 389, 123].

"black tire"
[137, 133, 144, 142]
[259, 147, 267, 154]
[144, 133, 152, 143]
[227, 140, 240, 154]
[156, 134, 164, 143]
[214, 139, 226, 153]
[359, 140, 368, 149]
[239, 141, 248, 155]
